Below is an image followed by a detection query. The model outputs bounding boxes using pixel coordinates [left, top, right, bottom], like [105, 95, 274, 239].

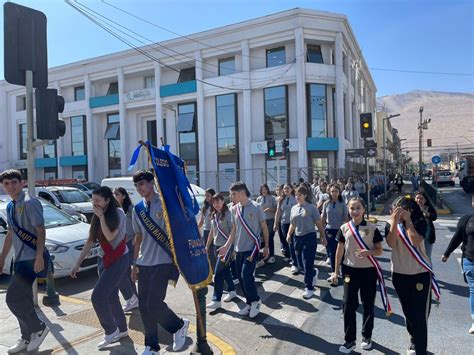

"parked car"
[65, 181, 100, 197]
[0, 200, 99, 278]
[434, 170, 455, 186]
[35, 186, 94, 222]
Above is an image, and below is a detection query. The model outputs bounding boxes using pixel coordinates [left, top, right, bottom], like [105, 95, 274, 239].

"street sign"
[431, 155, 441, 164]
[367, 147, 377, 158]
[365, 140, 377, 149]
[345, 148, 365, 158]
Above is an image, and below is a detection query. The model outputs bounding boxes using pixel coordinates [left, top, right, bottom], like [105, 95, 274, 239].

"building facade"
[0, 8, 377, 193]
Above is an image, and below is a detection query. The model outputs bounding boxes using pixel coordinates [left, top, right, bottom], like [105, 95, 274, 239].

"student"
[329, 198, 384, 353]
[71, 186, 129, 348]
[394, 173, 404, 194]
[199, 188, 216, 267]
[130, 170, 189, 355]
[274, 184, 290, 261]
[206, 194, 237, 310]
[385, 195, 437, 355]
[415, 191, 437, 260]
[113, 187, 139, 311]
[342, 183, 359, 205]
[0, 169, 50, 354]
[316, 181, 330, 212]
[218, 182, 269, 319]
[287, 186, 326, 299]
[256, 184, 277, 264]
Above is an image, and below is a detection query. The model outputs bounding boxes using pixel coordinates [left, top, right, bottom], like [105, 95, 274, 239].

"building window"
[43, 141, 56, 159]
[177, 68, 196, 83]
[71, 115, 87, 156]
[19, 123, 27, 160]
[178, 103, 198, 183]
[264, 86, 287, 141]
[266, 47, 286, 68]
[218, 57, 236, 76]
[106, 113, 121, 177]
[107, 82, 118, 95]
[344, 93, 350, 140]
[216, 94, 239, 190]
[74, 86, 85, 101]
[72, 166, 87, 180]
[44, 167, 57, 180]
[147, 120, 158, 147]
[16, 96, 26, 111]
[310, 152, 329, 180]
[145, 76, 155, 89]
[308, 84, 327, 138]
[307, 45, 323, 64]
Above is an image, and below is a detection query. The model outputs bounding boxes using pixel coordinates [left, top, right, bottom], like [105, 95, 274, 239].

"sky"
[1, 0, 473, 97]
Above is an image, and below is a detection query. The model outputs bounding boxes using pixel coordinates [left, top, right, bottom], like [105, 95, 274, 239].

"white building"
[0, 8, 377, 193]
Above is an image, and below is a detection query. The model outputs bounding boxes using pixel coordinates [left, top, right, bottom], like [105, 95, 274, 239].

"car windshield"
[84, 182, 100, 190]
[42, 203, 78, 228]
[437, 171, 451, 177]
[52, 189, 91, 203]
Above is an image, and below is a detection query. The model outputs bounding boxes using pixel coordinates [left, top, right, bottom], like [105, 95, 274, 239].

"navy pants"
[212, 248, 236, 301]
[325, 229, 339, 272]
[282, 223, 303, 270]
[118, 240, 138, 300]
[294, 233, 317, 290]
[235, 250, 259, 304]
[277, 222, 290, 258]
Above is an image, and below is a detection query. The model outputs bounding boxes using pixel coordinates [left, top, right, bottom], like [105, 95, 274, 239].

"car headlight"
[45, 243, 69, 253]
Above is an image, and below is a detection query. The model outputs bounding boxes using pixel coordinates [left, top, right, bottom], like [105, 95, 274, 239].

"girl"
[199, 188, 216, 266]
[113, 187, 139, 312]
[342, 183, 359, 205]
[256, 184, 277, 264]
[287, 186, 326, 299]
[70, 186, 129, 349]
[206, 194, 237, 310]
[321, 184, 349, 283]
[329, 198, 383, 353]
[385, 195, 433, 355]
[415, 191, 437, 260]
[274, 184, 291, 261]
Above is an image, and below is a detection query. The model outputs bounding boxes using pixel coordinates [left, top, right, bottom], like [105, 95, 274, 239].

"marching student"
[256, 184, 277, 264]
[113, 187, 139, 312]
[385, 195, 438, 355]
[329, 198, 384, 353]
[206, 194, 237, 310]
[71, 186, 129, 349]
[130, 170, 189, 355]
[274, 184, 291, 261]
[199, 188, 216, 268]
[287, 186, 326, 299]
[415, 191, 437, 260]
[0, 169, 50, 354]
[218, 182, 269, 319]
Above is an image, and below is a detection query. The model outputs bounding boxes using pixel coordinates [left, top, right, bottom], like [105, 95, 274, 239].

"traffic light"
[267, 140, 276, 158]
[427, 139, 432, 147]
[281, 138, 289, 157]
[35, 88, 66, 140]
[360, 113, 373, 138]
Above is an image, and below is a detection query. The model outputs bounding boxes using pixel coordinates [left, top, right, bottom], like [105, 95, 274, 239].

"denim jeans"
[119, 240, 138, 300]
[235, 250, 259, 304]
[282, 223, 303, 270]
[294, 232, 317, 290]
[265, 219, 275, 257]
[212, 249, 236, 301]
[325, 229, 339, 272]
[463, 258, 474, 322]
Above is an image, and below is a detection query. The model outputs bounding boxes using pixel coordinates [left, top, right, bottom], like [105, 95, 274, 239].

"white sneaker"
[256, 260, 265, 268]
[361, 337, 372, 350]
[313, 268, 319, 287]
[142, 346, 160, 355]
[172, 319, 189, 351]
[123, 294, 139, 312]
[98, 328, 119, 349]
[223, 290, 237, 302]
[26, 326, 50, 352]
[267, 256, 276, 264]
[302, 288, 314, 299]
[291, 265, 299, 274]
[206, 301, 222, 309]
[469, 324, 474, 334]
[249, 300, 261, 318]
[238, 304, 251, 316]
[7, 339, 29, 353]
[113, 330, 129, 342]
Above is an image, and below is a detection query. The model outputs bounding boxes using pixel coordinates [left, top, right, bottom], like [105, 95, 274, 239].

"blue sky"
[1, 0, 473, 96]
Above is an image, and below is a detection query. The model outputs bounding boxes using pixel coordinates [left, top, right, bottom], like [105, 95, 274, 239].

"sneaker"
[302, 288, 314, 299]
[206, 300, 222, 309]
[249, 300, 262, 318]
[97, 328, 119, 349]
[7, 339, 29, 354]
[238, 304, 251, 316]
[123, 294, 139, 312]
[142, 346, 160, 355]
[361, 337, 372, 350]
[172, 319, 189, 351]
[223, 290, 237, 302]
[113, 330, 129, 342]
[256, 260, 265, 268]
[267, 256, 276, 264]
[339, 341, 356, 353]
[407, 343, 416, 355]
[313, 268, 319, 287]
[26, 325, 50, 352]
[291, 265, 299, 275]
[233, 278, 240, 285]
[469, 324, 474, 334]
[326, 257, 331, 264]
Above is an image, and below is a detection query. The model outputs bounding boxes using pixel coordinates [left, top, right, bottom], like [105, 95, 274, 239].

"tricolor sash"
[397, 223, 441, 301]
[215, 215, 234, 265]
[235, 205, 260, 261]
[347, 221, 392, 315]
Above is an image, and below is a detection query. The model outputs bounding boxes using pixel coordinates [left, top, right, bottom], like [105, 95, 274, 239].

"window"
[264, 86, 287, 141]
[145, 76, 155, 89]
[146, 120, 158, 147]
[176, 112, 195, 133]
[310, 152, 329, 180]
[177, 68, 195, 83]
[16, 96, 26, 111]
[218, 57, 235, 76]
[178, 103, 198, 183]
[43, 141, 56, 159]
[106, 113, 121, 177]
[107, 82, 118, 95]
[71, 115, 87, 156]
[307, 45, 323, 64]
[72, 166, 87, 180]
[44, 167, 57, 180]
[74, 86, 85, 101]
[266, 47, 286, 68]
[344, 93, 350, 140]
[307, 84, 327, 138]
[19, 123, 27, 160]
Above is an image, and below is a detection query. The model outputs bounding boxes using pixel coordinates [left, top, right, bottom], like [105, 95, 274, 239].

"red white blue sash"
[347, 221, 392, 316]
[397, 223, 441, 301]
[215, 214, 234, 264]
[235, 204, 260, 261]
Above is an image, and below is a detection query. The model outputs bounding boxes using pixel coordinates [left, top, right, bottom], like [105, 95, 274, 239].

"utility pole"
[383, 113, 400, 198]
[418, 106, 431, 183]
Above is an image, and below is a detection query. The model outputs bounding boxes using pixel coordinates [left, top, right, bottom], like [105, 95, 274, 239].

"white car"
[0, 200, 99, 278]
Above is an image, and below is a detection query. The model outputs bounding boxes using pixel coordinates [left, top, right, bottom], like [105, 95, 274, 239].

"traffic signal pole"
[364, 138, 370, 220]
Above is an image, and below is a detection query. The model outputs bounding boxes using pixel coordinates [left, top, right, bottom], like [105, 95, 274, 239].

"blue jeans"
[325, 229, 339, 272]
[463, 258, 474, 321]
[294, 233, 317, 290]
[119, 240, 138, 300]
[235, 250, 259, 304]
[213, 249, 236, 301]
[282, 223, 303, 270]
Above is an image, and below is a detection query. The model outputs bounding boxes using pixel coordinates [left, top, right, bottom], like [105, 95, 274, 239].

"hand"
[131, 265, 139, 282]
[390, 207, 403, 226]
[441, 255, 448, 263]
[0, 256, 5, 275]
[93, 205, 104, 218]
[286, 234, 292, 244]
[400, 208, 412, 223]
[217, 244, 228, 259]
[262, 246, 269, 259]
[328, 272, 338, 284]
[34, 255, 45, 274]
[263, 208, 271, 213]
[321, 237, 328, 247]
[70, 264, 79, 278]
[273, 224, 278, 232]
[355, 249, 371, 258]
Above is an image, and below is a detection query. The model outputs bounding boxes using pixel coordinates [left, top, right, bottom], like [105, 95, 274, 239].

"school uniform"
[290, 202, 321, 290]
[280, 196, 302, 269]
[119, 204, 138, 301]
[202, 208, 216, 268]
[323, 200, 348, 272]
[385, 220, 431, 355]
[256, 195, 277, 257]
[275, 198, 290, 258]
[336, 221, 383, 344]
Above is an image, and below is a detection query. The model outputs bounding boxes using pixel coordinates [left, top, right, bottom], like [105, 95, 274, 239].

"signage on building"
[126, 88, 155, 102]
[251, 139, 298, 155]
[345, 148, 365, 158]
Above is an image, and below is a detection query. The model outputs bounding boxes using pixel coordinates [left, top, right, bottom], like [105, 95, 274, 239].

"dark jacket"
[443, 214, 474, 262]
[422, 204, 437, 244]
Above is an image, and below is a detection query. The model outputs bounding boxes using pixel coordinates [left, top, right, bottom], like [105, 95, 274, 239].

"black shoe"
[339, 341, 356, 353]
[361, 337, 372, 350]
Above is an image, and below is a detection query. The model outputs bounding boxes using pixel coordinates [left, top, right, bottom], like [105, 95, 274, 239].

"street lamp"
[383, 113, 400, 198]
[418, 106, 431, 182]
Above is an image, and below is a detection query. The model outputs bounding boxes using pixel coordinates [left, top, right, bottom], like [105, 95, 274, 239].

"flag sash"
[214, 215, 234, 264]
[235, 204, 260, 261]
